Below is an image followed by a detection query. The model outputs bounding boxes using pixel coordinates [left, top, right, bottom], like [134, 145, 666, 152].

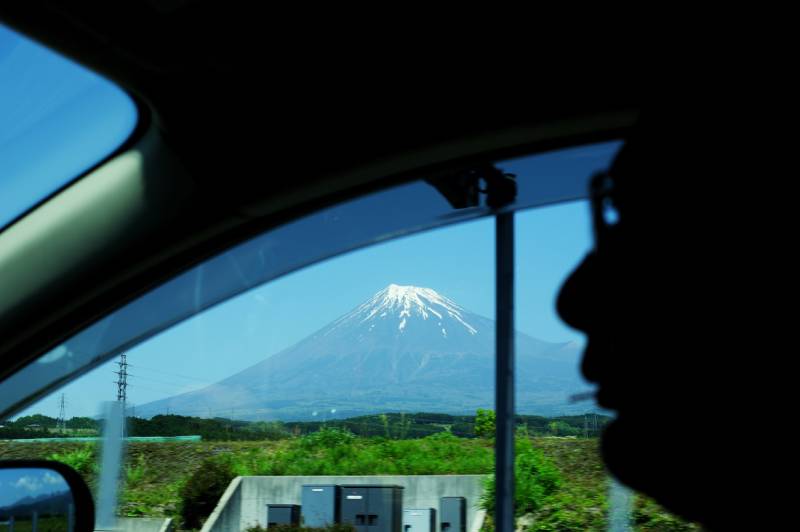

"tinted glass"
[0, 141, 705, 531]
[0, 24, 138, 230]
[0, 141, 622, 416]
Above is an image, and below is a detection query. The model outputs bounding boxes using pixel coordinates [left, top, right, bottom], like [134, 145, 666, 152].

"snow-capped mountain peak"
[326, 284, 478, 336]
[138, 282, 585, 420]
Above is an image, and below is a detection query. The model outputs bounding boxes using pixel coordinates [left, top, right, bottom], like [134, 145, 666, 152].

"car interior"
[0, 4, 654, 532]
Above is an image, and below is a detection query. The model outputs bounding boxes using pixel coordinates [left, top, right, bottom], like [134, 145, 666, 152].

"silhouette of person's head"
[556, 114, 775, 529]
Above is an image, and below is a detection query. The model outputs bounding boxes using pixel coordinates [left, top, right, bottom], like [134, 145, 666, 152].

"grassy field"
[0, 435, 700, 531]
[0, 516, 69, 532]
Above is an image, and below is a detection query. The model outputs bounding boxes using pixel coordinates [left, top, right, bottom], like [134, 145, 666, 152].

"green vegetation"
[0, 415, 101, 438]
[48, 444, 97, 477]
[480, 431, 562, 516]
[287, 412, 608, 440]
[2, 412, 610, 441]
[249, 429, 493, 476]
[522, 438, 610, 530]
[632, 496, 702, 531]
[0, 414, 699, 531]
[474, 409, 496, 439]
[0, 516, 69, 532]
[180, 428, 494, 528]
[181, 457, 238, 529]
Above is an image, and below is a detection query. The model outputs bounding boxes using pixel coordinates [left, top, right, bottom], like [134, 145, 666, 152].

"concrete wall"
[202, 477, 243, 532]
[203, 475, 487, 532]
[101, 517, 173, 532]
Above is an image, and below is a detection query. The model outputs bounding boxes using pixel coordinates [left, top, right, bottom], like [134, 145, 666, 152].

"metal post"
[495, 211, 515, 532]
[96, 401, 125, 530]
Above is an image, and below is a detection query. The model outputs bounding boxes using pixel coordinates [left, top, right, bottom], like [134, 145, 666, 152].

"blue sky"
[0, 24, 137, 229]
[0, 468, 69, 507]
[23, 200, 593, 418]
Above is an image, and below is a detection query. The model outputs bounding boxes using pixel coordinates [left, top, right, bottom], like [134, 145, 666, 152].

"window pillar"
[495, 210, 515, 532]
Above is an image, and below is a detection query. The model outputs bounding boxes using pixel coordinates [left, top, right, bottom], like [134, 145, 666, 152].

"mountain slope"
[138, 285, 586, 419]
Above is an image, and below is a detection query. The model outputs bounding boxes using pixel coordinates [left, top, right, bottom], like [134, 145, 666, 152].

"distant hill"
[0, 490, 72, 518]
[138, 284, 587, 420]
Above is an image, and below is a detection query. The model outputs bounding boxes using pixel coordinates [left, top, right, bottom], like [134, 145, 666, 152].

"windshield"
[0, 23, 138, 230]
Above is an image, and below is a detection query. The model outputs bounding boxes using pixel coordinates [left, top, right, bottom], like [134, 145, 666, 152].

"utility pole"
[57, 394, 66, 434]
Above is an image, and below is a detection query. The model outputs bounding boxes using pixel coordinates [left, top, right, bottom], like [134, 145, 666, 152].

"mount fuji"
[137, 284, 586, 420]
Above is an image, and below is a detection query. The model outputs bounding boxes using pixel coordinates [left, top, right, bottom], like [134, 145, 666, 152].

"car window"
[0, 23, 138, 230]
[0, 141, 623, 418]
[0, 143, 701, 531]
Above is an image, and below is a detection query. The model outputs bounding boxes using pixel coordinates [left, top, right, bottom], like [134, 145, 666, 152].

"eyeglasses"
[589, 171, 621, 253]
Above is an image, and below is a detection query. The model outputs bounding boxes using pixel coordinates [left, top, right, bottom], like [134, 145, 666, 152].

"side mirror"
[0, 460, 94, 532]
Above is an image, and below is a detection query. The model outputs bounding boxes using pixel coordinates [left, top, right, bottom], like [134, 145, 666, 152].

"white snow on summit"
[326, 284, 478, 336]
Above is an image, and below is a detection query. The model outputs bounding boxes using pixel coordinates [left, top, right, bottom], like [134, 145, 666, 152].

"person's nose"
[556, 251, 596, 334]
[557, 252, 608, 385]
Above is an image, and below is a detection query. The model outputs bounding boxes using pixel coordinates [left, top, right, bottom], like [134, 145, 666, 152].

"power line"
[126, 382, 183, 395]
[125, 373, 207, 391]
[127, 364, 214, 384]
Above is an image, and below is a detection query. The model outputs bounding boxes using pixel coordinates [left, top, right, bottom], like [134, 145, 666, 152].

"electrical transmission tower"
[57, 394, 66, 433]
[114, 353, 128, 403]
[113, 352, 129, 437]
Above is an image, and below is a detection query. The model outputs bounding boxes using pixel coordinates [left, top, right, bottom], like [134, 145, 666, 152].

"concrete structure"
[96, 517, 173, 532]
[201, 475, 487, 532]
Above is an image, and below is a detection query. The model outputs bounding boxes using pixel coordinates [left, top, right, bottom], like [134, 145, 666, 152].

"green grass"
[1, 516, 69, 532]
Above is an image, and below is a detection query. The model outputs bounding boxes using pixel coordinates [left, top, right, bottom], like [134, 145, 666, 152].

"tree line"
[1, 411, 610, 441]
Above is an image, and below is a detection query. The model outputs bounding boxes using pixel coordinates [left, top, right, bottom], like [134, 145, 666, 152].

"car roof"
[0, 4, 637, 387]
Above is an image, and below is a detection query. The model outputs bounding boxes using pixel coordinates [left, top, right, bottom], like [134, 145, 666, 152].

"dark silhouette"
[556, 114, 780, 529]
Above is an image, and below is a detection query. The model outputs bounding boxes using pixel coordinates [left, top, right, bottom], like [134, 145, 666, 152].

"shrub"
[48, 444, 97, 477]
[212, 430, 494, 478]
[179, 456, 236, 529]
[480, 436, 561, 516]
[299, 427, 356, 450]
[474, 409, 495, 439]
[125, 454, 148, 489]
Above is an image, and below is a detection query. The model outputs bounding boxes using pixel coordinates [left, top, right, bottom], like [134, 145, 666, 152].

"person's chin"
[600, 412, 703, 524]
[602, 413, 670, 492]
[600, 414, 641, 485]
